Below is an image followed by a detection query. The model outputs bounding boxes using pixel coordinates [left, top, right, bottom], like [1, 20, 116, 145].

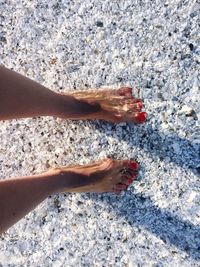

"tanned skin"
[0, 65, 147, 234]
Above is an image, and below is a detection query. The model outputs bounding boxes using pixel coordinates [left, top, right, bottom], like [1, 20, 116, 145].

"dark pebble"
[0, 36, 6, 43]
[189, 43, 194, 51]
[96, 21, 104, 27]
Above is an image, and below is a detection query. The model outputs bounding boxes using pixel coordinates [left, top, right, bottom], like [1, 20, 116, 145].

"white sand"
[0, 0, 200, 266]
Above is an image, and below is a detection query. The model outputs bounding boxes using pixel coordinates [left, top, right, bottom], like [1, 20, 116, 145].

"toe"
[122, 168, 138, 178]
[121, 165, 138, 182]
[120, 160, 139, 169]
[119, 160, 139, 173]
[136, 101, 143, 110]
[129, 161, 139, 170]
[119, 160, 139, 185]
[131, 111, 147, 123]
[121, 100, 143, 113]
[129, 103, 143, 112]
[122, 174, 137, 185]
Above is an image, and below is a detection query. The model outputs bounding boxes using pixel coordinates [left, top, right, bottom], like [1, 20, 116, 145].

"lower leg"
[0, 170, 60, 234]
[0, 65, 100, 120]
[0, 159, 138, 234]
[0, 66, 146, 123]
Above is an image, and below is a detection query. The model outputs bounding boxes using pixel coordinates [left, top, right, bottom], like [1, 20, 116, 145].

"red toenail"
[131, 174, 137, 179]
[136, 112, 147, 123]
[134, 98, 141, 103]
[129, 173, 137, 181]
[129, 162, 139, 170]
[137, 102, 143, 109]
[128, 179, 133, 184]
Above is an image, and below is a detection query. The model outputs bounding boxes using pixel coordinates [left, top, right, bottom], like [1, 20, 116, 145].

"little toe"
[121, 168, 137, 179]
[118, 160, 139, 185]
[120, 160, 139, 173]
[122, 172, 137, 184]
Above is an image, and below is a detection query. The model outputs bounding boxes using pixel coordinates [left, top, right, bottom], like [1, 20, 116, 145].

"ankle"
[54, 93, 101, 119]
[36, 167, 72, 193]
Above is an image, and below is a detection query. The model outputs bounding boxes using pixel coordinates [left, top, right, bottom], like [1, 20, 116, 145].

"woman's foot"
[54, 158, 139, 193]
[61, 87, 147, 123]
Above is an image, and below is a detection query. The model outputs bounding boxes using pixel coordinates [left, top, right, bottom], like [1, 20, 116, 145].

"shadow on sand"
[88, 121, 200, 260]
[90, 192, 200, 260]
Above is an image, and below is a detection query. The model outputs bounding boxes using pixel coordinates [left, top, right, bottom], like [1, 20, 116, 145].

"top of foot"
[56, 158, 139, 194]
[66, 87, 147, 123]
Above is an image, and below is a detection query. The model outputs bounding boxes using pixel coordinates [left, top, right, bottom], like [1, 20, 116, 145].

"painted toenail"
[128, 179, 133, 184]
[131, 174, 137, 179]
[128, 173, 137, 182]
[137, 102, 143, 109]
[135, 112, 147, 123]
[129, 162, 139, 170]
[134, 98, 141, 103]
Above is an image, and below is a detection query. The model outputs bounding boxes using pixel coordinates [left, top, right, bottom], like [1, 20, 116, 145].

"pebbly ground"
[0, 0, 200, 266]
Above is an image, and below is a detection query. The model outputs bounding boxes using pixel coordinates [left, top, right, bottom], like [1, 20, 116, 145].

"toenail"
[134, 98, 141, 103]
[131, 174, 137, 179]
[129, 162, 139, 170]
[137, 102, 143, 109]
[133, 112, 147, 123]
[128, 174, 137, 183]
[135, 112, 147, 123]
[128, 179, 133, 184]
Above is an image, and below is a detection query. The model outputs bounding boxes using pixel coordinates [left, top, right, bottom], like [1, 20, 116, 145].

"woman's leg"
[0, 65, 147, 123]
[0, 65, 100, 120]
[0, 66, 146, 233]
[0, 159, 139, 234]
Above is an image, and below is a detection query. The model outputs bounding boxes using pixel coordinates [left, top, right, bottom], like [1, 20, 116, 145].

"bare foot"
[63, 87, 147, 123]
[55, 158, 139, 193]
